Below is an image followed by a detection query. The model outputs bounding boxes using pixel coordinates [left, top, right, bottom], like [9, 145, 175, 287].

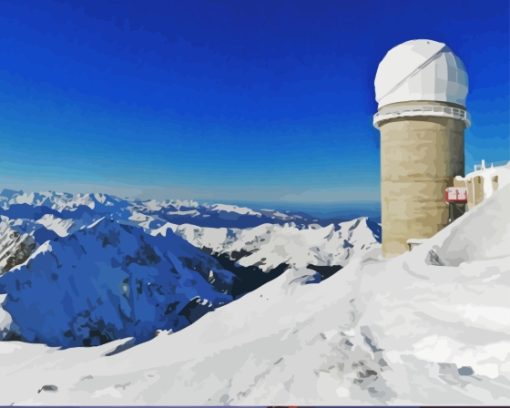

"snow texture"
[0, 187, 508, 404]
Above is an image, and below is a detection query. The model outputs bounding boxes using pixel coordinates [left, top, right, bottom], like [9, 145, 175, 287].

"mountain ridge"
[0, 190, 381, 347]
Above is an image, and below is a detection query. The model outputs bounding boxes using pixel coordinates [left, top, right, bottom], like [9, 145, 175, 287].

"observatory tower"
[373, 39, 470, 257]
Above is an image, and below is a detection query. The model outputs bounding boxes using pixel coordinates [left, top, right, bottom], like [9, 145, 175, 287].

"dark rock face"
[306, 264, 343, 281]
[1, 233, 36, 273]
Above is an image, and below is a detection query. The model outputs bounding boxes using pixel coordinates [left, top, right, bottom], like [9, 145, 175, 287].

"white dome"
[374, 39, 468, 109]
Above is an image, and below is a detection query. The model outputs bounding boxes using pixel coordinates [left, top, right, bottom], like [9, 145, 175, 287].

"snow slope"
[0, 188, 508, 404]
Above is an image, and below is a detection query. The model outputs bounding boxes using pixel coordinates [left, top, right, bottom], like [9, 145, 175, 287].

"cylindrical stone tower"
[373, 39, 470, 257]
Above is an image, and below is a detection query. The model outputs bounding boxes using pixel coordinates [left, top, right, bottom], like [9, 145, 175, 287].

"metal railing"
[473, 160, 510, 171]
[373, 104, 471, 128]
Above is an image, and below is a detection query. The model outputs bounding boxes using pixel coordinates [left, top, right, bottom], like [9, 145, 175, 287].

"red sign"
[445, 187, 468, 203]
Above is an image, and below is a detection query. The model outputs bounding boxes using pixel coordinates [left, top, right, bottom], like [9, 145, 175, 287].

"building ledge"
[374, 104, 470, 128]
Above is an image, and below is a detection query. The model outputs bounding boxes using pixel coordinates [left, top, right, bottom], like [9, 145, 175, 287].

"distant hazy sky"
[0, 0, 508, 203]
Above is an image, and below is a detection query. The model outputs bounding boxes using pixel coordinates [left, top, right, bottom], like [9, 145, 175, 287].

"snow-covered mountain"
[131, 199, 317, 228]
[159, 217, 380, 279]
[0, 189, 319, 229]
[0, 216, 59, 274]
[0, 218, 235, 347]
[0, 190, 129, 213]
[0, 189, 380, 348]
[0, 186, 507, 405]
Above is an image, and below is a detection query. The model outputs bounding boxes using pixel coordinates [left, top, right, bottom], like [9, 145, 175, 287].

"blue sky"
[0, 0, 508, 205]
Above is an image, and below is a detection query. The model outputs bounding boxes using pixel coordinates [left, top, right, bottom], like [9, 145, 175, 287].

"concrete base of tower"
[377, 103, 466, 258]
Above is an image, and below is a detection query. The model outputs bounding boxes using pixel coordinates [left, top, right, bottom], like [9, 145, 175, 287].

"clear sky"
[0, 0, 508, 204]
